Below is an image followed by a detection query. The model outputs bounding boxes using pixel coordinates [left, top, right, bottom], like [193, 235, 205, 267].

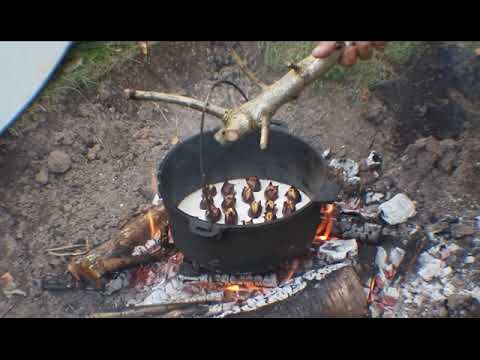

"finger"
[340, 46, 358, 67]
[372, 41, 387, 52]
[357, 42, 373, 60]
[312, 41, 338, 58]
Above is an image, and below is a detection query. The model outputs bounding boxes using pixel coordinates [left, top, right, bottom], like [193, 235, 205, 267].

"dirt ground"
[0, 41, 479, 317]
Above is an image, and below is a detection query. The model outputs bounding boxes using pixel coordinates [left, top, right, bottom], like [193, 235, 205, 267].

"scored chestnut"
[246, 176, 261, 192]
[265, 199, 277, 213]
[225, 207, 238, 225]
[221, 194, 236, 212]
[248, 200, 263, 219]
[206, 204, 221, 223]
[282, 199, 296, 217]
[264, 211, 277, 222]
[202, 185, 217, 198]
[199, 195, 213, 210]
[285, 186, 302, 204]
[241, 186, 255, 204]
[242, 219, 254, 225]
[221, 181, 235, 197]
[264, 182, 279, 201]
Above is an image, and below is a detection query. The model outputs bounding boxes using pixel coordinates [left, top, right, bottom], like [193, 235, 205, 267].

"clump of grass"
[7, 41, 141, 136]
[263, 41, 427, 94]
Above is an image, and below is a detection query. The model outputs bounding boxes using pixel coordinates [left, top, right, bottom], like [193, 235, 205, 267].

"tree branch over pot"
[124, 46, 343, 150]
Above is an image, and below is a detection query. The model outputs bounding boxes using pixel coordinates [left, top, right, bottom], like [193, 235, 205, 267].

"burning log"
[124, 45, 344, 149]
[68, 205, 169, 284]
[229, 266, 367, 318]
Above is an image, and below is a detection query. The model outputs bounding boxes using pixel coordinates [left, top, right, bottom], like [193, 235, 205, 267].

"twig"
[89, 303, 202, 318]
[229, 48, 268, 91]
[124, 89, 227, 119]
[158, 108, 170, 125]
[47, 250, 88, 257]
[1, 302, 16, 318]
[45, 244, 86, 252]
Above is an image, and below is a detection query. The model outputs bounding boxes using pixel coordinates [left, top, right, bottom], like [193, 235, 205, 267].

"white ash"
[365, 151, 382, 170]
[465, 256, 475, 264]
[418, 253, 444, 281]
[379, 193, 416, 225]
[104, 272, 132, 295]
[390, 247, 406, 269]
[317, 239, 358, 262]
[322, 148, 331, 159]
[329, 158, 359, 179]
[152, 194, 162, 206]
[365, 192, 385, 205]
[178, 179, 310, 225]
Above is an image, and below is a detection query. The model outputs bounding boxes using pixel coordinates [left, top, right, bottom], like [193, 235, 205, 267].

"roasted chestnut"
[202, 185, 217, 198]
[246, 176, 261, 192]
[265, 199, 277, 213]
[199, 195, 213, 210]
[206, 204, 221, 223]
[282, 200, 296, 216]
[225, 207, 238, 225]
[285, 186, 302, 204]
[264, 211, 277, 222]
[241, 186, 255, 204]
[242, 219, 254, 225]
[248, 200, 263, 219]
[221, 194, 236, 212]
[221, 181, 235, 197]
[264, 182, 279, 201]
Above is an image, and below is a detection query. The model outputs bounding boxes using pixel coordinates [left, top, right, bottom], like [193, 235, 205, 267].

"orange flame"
[225, 284, 240, 292]
[284, 259, 300, 283]
[313, 203, 336, 243]
[147, 211, 161, 240]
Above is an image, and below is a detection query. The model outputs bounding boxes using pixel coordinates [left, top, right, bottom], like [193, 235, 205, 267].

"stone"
[465, 256, 475, 264]
[47, 150, 71, 174]
[35, 165, 49, 184]
[86, 144, 101, 161]
[451, 223, 475, 239]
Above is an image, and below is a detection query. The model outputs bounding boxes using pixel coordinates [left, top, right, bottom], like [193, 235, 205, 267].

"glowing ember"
[225, 285, 240, 292]
[314, 204, 336, 243]
[283, 259, 300, 283]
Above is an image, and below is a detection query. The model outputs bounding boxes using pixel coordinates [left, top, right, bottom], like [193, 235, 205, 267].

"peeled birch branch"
[125, 47, 343, 149]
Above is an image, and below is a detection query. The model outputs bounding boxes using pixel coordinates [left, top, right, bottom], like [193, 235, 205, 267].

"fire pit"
[158, 127, 340, 274]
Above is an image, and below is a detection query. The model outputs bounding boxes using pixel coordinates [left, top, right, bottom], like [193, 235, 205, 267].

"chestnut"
[264, 182, 279, 201]
[241, 186, 255, 204]
[221, 181, 235, 197]
[246, 176, 261, 192]
[221, 194, 236, 212]
[282, 200, 296, 216]
[265, 199, 277, 213]
[242, 219, 254, 225]
[202, 185, 217, 198]
[206, 204, 221, 223]
[248, 200, 263, 219]
[285, 186, 302, 204]
[224, 207, 238, 225]
[264, 211, 277, 222]
[199, 195, 213, 210]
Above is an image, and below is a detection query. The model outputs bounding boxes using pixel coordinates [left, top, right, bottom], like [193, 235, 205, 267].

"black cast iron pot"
[158, 126, 340, 274]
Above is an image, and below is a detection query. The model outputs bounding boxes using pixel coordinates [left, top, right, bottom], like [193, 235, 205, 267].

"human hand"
[312, 41, 387, 67]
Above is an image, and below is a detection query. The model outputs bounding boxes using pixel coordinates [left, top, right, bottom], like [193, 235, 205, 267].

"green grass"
[263, 41, 427, 96]
[7, 41, 141, 136]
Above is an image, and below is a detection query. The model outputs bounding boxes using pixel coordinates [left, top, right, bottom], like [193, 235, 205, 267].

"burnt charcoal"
[221, 181, 235, 197]
[248, 200, 263, 219]
[221, 194, 236, 212]
[206, 204, 221, 223]
[241, 186, 255, 204]
[225, 208, 238, 225]
[264, 182, 279, 201]
[264, 211, 277, 222]
[265, 200, 277, 213]
[282, 200, 296, 217]
[246, 176, 261, 192]
[285, 186, 302, 204]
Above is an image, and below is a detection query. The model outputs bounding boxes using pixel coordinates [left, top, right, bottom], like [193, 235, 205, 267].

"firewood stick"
[124, 47, 343, 149]
[229, 48, 268, 90]
[89, 303, 193, 318]
[68, 205, 169, 282]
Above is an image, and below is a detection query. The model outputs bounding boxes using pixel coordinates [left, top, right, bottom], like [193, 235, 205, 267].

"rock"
[451, 223, 475, 239]
[418, 252, 444, 281]
[35, 165, 49, 184]
[379, 193, 416, 225]
[465, 256, 475, 264]
[47, 150, 71, 174]
[446, 294, 480, 318]
[86, 144, 101, 161]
